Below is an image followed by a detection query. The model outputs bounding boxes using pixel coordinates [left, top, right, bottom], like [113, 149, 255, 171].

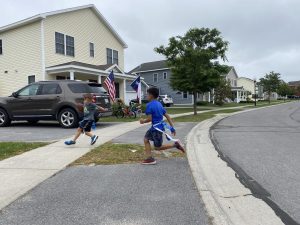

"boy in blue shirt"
[140, 87, 185, 165]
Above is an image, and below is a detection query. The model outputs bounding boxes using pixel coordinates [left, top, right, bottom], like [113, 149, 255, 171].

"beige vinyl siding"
[43, 8, 124, 72]
[0, 21, 42, 96]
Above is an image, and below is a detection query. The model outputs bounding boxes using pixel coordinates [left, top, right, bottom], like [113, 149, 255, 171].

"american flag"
[104, 71, 116, 102]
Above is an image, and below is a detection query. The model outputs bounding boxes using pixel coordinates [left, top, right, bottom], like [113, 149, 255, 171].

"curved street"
[211, 102, 300, 224]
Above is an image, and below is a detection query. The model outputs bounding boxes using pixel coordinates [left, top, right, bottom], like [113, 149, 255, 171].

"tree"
[214, 79, 232, 106]
[155, 28, 229, 115]
[259, 71, 281, 104]
[277, 81, 295, 101]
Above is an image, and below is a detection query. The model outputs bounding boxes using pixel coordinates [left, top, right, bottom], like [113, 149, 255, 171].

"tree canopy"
[155, 28, 229, 114]
[259, 71, 281, 103]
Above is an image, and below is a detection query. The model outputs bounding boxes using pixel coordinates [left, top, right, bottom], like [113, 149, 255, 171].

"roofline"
[0, 4, 128, 48]
[131, 68, 170, 74]
[238, 77, 254, 82]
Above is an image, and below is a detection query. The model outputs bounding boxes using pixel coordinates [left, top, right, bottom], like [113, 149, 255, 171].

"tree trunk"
[193, 92, 197, 115]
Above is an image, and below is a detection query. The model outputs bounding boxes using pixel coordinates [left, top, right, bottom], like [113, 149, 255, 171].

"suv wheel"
[58, 108, 78, 128]
[0, 108, 11, 127]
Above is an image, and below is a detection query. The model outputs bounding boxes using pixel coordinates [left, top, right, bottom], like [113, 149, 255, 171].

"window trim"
[66, 35, 75, 57]
[163, 72, 167, 80]
[55, 32, 65, 55]
[55, 32, 75, 57]
[89, 42, 95, 57]
[106, 48, 119, 65]
[153, 73, 158, 83]
[28, 75, 36, 84]
[0, 39, 3, 55]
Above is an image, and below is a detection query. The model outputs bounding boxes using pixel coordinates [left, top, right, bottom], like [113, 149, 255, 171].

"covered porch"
[45, 61, 145, 104]
[231, 87, 248, 103]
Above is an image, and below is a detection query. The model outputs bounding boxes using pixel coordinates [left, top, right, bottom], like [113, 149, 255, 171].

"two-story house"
[130, 60, 195, 105]
[0, 4, 145, 103]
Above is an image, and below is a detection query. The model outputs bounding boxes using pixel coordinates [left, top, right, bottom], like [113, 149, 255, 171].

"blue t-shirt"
[145, 100, 166, 130]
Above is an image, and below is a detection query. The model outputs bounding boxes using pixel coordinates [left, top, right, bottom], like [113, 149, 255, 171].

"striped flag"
[104, 71, 116, 102]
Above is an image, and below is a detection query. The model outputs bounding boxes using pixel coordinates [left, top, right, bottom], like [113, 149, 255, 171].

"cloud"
[0, 0, 299, 81]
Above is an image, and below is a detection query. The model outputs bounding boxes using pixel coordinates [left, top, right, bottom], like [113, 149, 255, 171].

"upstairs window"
[153, 73, 158, 83]
[106, 48, 119, 65]
[0, 40, 2, 55]
[55, 32, 65, 55]
[113, 50, 118, 65]
[66, 35, 74, 56]
[90, 42, 95, 57]
[183, 92, 188, 99]
[163, 72, 167, 80]
[107, 48, 113, 64]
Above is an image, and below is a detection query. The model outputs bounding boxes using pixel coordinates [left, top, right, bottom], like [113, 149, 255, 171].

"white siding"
[0, 21, 42, 96]
[43, 8, 125, 72]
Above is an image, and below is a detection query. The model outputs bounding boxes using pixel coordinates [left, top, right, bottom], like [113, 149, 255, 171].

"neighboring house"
[224, 67, 248, 103]
[0, 4, 145, 103]
[130, 60, 194, 105]
[237, 77, 255, 100]
[288, 81, 300, 96]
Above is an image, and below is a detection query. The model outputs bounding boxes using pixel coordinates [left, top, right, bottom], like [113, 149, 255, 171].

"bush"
[197, 101, 209, 106]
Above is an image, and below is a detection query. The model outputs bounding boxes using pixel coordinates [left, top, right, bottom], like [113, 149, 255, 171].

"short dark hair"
[83, 93, 93, 100]
[147, 87, 159, 98]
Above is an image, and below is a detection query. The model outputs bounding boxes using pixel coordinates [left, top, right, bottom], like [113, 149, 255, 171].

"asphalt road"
[0, 121, 120, 142]
[0, 159, 208, 225]
[211, 102, 300, 224]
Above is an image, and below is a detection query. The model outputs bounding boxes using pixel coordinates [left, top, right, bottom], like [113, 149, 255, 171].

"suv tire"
[58, 108, 79, 128]
[0, 108, 11, 127]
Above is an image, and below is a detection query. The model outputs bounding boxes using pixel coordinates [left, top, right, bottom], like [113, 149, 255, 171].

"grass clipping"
[72, 142, 184, 166]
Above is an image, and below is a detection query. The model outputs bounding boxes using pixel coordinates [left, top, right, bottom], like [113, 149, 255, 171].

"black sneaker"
[91, 135, 99, 145]
[141, 157, 157, 165]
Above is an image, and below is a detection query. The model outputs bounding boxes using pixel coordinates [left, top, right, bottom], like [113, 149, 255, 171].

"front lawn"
[0, 142, 49, 161]
[71, 142, 184, 166]
[173, 108, 243, 122]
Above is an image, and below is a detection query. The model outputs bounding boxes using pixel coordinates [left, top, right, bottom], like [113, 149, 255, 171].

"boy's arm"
[140, 115, 152, 124]
[96, 105, 108, 112]
[164, 113, 176, 136]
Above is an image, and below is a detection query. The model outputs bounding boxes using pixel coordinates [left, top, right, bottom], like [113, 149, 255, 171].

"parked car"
[159, 95, 174, 107]
[0, 80, 112, 128]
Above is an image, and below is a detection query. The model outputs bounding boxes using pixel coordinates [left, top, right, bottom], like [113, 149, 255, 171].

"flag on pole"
[130, 76, 142, 104]
[104, 71, 116, 102]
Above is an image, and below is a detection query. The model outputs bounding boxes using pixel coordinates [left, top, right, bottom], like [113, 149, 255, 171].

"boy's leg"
[156, 143, 175, 151]
[144, 138, 152, 158]
[73, 128, 83, 142]
[85, 131, 93, 137]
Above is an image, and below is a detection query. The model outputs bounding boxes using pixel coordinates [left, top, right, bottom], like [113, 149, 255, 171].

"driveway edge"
[186, 108, 286, 225]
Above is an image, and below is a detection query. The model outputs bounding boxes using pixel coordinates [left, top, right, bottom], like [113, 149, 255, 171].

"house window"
[183, 91, 188, 99]
[107, 48, 113, 64]
[28, 75, 35, 84]
[55, 32, 65, 55]
[106, 48, 119, 65]
[113, 50, 119, 65]
[66, 35, 74, 56]
[0, 39, 2, 55]
[89, 42, 95, 57]
[153, 73, 158, 83]
[163, 72, 167, 80]
[115, 82, 120, 98]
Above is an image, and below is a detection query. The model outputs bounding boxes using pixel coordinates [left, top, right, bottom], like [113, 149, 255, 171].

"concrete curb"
[186, 106, 289, 225]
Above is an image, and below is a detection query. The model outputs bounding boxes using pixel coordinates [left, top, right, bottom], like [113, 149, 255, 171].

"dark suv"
[0, 80, 112, 128]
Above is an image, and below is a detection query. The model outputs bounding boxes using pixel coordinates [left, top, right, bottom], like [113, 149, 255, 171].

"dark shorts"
[145, 129, 163, 147]
[79, 120, 94, 132]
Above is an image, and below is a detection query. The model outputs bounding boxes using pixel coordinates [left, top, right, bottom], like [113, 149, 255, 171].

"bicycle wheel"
[129, 111, 136, 119]
[115, 110, 124, 118]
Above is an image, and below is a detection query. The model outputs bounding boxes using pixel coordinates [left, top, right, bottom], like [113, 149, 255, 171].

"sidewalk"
[0, 106, 246, 210]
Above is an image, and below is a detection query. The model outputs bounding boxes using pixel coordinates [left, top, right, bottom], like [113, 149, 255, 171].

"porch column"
[123, 79, 127, 103]
[208, 91, 211, 103]
[237, 91, 240, 102]
[98, 75, 102, 84]
[69, 71, 75, 80]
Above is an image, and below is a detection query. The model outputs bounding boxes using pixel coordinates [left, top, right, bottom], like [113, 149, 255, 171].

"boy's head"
[83, 93, 93, 103]
[147, 87, 159, 101]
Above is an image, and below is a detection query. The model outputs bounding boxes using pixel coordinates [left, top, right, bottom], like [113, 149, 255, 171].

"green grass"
[71, 142, 184, 166]
[173, 108, 243, 122]
[166, 107, 213, 114]
[0, 142, 49, 161]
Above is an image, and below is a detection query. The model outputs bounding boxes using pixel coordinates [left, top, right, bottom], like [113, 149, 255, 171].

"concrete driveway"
[0, 121, 120, 142]
[211, 102, 300, 224]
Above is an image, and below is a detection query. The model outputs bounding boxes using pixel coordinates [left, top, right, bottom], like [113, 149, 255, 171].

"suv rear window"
[40, 83, 62, 95]
[68, 83, 107, 94]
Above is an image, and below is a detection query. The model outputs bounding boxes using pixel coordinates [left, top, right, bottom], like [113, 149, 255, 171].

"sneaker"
[91, 135, 99, 145]
[141, 157, 157, 165]
[175, 141, 185, 153]
[65, 140, 76, 145]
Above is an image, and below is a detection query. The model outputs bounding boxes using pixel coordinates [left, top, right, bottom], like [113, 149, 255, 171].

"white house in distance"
[0, 4, 145, 103]
[225, 67, 248, 103]
[237, 77, 255, 101]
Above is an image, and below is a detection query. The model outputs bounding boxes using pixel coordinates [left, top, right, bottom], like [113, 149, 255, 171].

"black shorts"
[79, 120, 94, 132]
[145, 129, 163, 147]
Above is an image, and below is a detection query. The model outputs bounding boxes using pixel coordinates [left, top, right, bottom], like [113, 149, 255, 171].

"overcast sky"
[1, 0, 299, 81]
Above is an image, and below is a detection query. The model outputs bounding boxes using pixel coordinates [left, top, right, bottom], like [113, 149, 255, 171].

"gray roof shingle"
[129, 60, 168, 73]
